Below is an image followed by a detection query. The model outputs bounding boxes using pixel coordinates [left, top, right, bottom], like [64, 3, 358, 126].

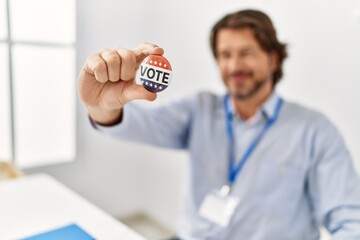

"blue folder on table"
[21, 223, 95, 240]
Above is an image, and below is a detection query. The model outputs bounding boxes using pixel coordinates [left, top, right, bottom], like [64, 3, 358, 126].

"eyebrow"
[217, 46, 256, 55]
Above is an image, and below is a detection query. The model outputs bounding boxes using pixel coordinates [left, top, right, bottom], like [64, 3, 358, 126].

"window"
[0, 0, 6, 40]
[0, 0, 76, 168]
[0, 45, 11, 161]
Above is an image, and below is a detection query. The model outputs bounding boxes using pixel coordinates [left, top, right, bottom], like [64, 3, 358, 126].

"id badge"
[198, 185, 239, 227]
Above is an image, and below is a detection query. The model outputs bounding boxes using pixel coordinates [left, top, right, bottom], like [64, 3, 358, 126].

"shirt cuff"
[88, 115, 123, 131]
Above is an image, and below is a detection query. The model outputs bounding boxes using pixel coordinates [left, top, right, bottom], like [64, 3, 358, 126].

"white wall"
[25, 0, 360, 235]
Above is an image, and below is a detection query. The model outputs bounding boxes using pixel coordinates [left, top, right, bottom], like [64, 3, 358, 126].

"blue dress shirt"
[93, 91, 360, 240]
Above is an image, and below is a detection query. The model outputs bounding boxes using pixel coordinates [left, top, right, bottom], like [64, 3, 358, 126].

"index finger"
[134, 42, 164, 64]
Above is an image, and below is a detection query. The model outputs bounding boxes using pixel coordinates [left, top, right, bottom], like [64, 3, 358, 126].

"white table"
[0, 174, 146, 240]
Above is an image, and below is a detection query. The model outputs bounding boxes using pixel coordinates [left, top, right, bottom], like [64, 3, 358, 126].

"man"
[78, 9, 360, 240]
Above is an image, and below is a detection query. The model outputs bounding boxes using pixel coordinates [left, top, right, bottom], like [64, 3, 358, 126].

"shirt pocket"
[250, 160, 306, 217]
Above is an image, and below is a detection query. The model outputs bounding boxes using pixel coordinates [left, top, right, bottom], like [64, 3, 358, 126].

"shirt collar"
[227, 91, 280, 122]
[261, 92, 280, 120]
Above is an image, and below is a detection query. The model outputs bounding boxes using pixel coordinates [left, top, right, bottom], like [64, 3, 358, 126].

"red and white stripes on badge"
[140, 55, 172, 93]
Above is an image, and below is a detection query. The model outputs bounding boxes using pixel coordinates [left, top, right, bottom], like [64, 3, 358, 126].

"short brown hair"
[210, 9, 288, 86]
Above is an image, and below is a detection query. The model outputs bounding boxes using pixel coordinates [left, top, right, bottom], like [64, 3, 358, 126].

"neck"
[232, 82, 273, 120]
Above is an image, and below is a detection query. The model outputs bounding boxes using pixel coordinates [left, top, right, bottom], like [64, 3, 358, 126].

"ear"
[269, 52, 279, 72]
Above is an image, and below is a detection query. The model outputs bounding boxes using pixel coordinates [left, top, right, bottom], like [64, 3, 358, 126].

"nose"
[228, 55, 245, 72]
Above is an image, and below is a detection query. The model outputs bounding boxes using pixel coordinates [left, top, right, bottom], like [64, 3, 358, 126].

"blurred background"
[1, 0, 359, 239]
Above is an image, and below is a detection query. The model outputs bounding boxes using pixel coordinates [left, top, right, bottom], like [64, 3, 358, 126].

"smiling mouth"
[229, 73, 251, 83]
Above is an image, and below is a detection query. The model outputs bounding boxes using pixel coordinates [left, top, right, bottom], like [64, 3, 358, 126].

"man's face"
[216, 28, 277, 100]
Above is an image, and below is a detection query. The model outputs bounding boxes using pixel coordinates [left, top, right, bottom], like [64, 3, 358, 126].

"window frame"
[1, 0, 76, 167]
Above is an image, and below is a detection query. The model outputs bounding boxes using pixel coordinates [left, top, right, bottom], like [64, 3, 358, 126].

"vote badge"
[139, 55, 172, 93]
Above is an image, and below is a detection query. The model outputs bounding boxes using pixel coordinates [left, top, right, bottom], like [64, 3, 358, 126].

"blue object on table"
[21, 223, 95, 240]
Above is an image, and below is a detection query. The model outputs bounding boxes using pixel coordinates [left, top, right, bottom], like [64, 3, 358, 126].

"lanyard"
[224, 94, 283, 185]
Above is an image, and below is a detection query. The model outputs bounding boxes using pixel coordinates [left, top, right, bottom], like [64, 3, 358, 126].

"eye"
[240, 49, 253, 57]
[218, 51, 231, 60]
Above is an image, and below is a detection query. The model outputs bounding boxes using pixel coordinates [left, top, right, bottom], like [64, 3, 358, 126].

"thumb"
[124, 84, 157, 102]
[135, 42, 164, 64]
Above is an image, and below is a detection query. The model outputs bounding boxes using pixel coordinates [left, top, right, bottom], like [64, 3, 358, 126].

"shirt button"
[139, 55, 172, 93]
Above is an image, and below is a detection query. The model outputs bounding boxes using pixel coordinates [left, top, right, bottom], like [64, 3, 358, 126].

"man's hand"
[78, 42, 164, 125]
